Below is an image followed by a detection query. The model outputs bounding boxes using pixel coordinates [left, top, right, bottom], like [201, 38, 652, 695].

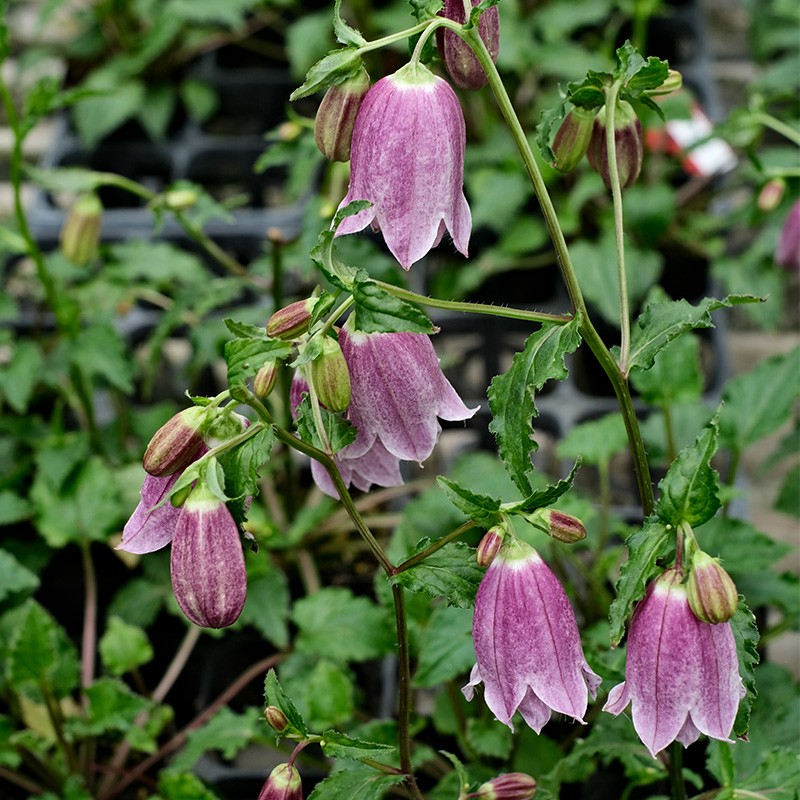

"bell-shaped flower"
[257, 763, 303, 800]
[436, 0, 500, 90]
[170, 482, 247, 629]
[118, 471, 188, 555]
[603, 568, 745, 757]
[334, 61, 471, 269]
[463, 537, 601, 732]
[339, 323, 478, 463]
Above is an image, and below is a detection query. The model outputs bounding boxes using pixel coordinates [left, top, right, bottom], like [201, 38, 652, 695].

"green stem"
[667, 742, 687, 800]
[751, 111, 800, 147]
[392, 585, 424, 800]
[455, 23, 656, 515]
[373, 281, 573, 325]
[392, 521, 476, 574]
[603, 81, 632, 374]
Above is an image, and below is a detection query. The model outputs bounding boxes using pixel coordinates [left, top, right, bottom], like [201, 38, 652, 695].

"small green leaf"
[179, 78, 218, 123]
[290, 47, 363, 101]
[169, 707, 259, 772]
[615, 41, 669, 92]
[333, 0, 366, 45]
[391, 540, 483, 608]
[535, 97, 569, 164]
[720, 346, 800, 454]
[99, 616, 154, 676]
[608, 517, 673, 646]
[319, 730, 395, 760]
[293, 588, 393, 663]
[436, 477, 502, 528]
[627, 294, 761, 373]
[264, 669, 308, 737]
[307, 766, 405, 800]
[566, 71, 609, 110]
[0, 549, 39, 603]
[775, 464, 800, 518]
[630, 331, 703, 407]
[466, 716, 513, 759]
[489, 318, 582, 495]
[0, 340, 44, 413]
[730, 600, 759, 738]
[656, 414, 721, 527]
[66, 678, 150, 738]
[156, 771, 223, 800]
[414, 606, 474, 688]
[512, 459, 581, 515]
[224, 338, 292, 400]
[295, 395, 358, 454]
[306, 660, 355, 729]
[217, 425, 275, 526]
[70, 323, 135, 394]
[240, 568, 290, 648]
[72, 76, 146, 147]
[309, 229, 361, 291]
[352, 279, 435, 334]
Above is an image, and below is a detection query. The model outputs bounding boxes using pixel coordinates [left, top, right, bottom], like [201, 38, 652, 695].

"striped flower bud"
[253, 359, 279, 399]
[526, 508, 586, 543]
[257, 763, 303, 800]
[60, 193, 103, 265]
[551, 107, 595, 173]
[475, 772, 537, 799]
[267, 298, 315, 340]
[264, 706, 289, 733]
[436, 0, 500, 90]
[314, 67, 371, 162]
[476, 526, 505, 567]
[143, 406, 208, 477]
[687, 551, 738, 624]
[586, 100, 643, 190]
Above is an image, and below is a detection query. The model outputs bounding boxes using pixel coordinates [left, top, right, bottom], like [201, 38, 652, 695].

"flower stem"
[751, 111, 800, 146]
[373, 281, 573, 325]
[603, 81, 632, 374]
[668, 742, 687, 800]
[80, 540, 97, 696]
[392, 521, 476, 574]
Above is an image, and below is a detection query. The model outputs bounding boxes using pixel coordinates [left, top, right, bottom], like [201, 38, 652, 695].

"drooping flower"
[436, 0, 500, 90]
[586, 100, 643, 190]
[334, 61, 471, 269]
[257, 763, 303, 800]
[339, 322, 478, 463]
[603, 568, 745, 757]
[463, 537, 601, 732]
[170, 482, 247, 629]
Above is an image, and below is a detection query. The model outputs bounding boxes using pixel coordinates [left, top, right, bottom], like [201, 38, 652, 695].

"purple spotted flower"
[170, 483, 247, 629]
[335, 61, 471, 269]
[603, 568, 745, 757]
[463, 538, 601, 732]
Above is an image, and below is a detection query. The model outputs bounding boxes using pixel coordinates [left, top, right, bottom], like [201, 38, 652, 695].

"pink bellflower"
[603, 568, 745, 757]
[463, 537, 601, 732]
[335, 61, 471, 269]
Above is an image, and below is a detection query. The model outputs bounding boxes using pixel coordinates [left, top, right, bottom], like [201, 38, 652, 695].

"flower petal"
[118, 473, 181, 554]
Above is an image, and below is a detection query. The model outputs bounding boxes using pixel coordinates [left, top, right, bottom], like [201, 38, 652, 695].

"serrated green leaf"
[556, 412, 628, 465]
[293, 587, 393, 662]
[99, 616, 154, 676]
[0, 489, 32, 526]
[414, 606, 474, 688]
[320, 730, 395, 760]
[513, 459, 581, 514]
[730, 600, 760, 738]
[436, 477, 502, 528]
[224, 338, 292, 399]
[169, 707, 260, 772]
[309, 230, 361, 291]
[307, 766, 406, 800]
[775, 464, 800, 518]
[616, 41, 669, 92]
[391, 540, 483, 608]
[333, 0, 366, 45]
[264, 668, 308, 737]
[656, 415, 721, 527]
[352, 280, 435, 334]
[306, 660, 355, 729]
[0, 549, 39, 603]
[290, 47, 363, 101]
[294, 395, 357, 454]
[70, 323, 135, 394]
[240, 568, 290, 648]
[566, 71, 609, 110]
[179, 77, 218, 123]
[156, 771, 223, 800]
[608, 516, 673, 646]
[627, 294, 761, 373]
[535, 98, 569, 165]
[630, 331, 703, 406]
[73, 76, 146, 147]
[489, 318, 582, 495]
[720, 346, 800, 454]
[466, 717, 513, 759]
[217, 425, 275, 526]
[0, 339, 44, 413]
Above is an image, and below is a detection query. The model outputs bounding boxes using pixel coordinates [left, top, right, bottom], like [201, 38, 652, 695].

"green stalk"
[603, 81, 632, 374]
[393, 521, 476, 574]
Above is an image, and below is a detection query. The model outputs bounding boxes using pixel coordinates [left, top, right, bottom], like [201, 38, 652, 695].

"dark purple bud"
[143, 407, 208, 477]
[551, 107, 595, 173]
[258, 763, 303, 800]
[310, 336, 351, 413]
[475, 772, 537, 799]
[170, 484, 247, 628]
[687, 551, 738, 624]
[586, 100, 643, 190]
[60, 193, 103, 265]
[314, 67, 371, 162]
[436, 0, 499, 90]
[267, 298, 316, 340]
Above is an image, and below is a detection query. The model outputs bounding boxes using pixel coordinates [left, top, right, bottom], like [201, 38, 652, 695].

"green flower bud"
[314, 67, 371, 162]
[60, 193, 103, 265]
[551, 107, 595, 173]
[475, 772, 537, 800]
[310, 336, 351, 413]
[687, 551, 738, 624]
[586, 100, 643, 190]
[143, 406, 208, 477]
[648, 68, 683, 97]
[253, 360, 279, 399]
[163, 188, 199, 211]
[267, 298, 316, 340]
